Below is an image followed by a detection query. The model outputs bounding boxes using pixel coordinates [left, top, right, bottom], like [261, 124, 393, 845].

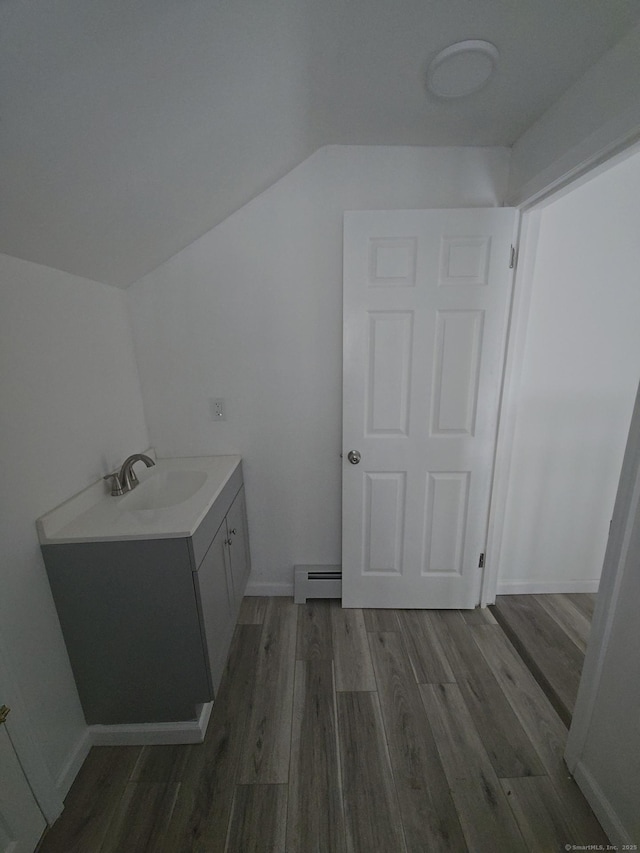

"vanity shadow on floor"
[37, 597, 606, 853]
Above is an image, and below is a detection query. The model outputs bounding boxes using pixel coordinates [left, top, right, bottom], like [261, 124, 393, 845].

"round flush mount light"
[426, 40, 499, 98]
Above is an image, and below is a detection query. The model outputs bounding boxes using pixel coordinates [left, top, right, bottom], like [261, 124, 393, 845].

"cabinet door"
[226, 487, 252, 612]
[195, 525, 235, 696]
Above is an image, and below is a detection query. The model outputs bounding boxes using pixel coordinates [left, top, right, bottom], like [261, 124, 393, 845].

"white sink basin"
[120, 469, 207, 511]
[36, 454, 242, 543]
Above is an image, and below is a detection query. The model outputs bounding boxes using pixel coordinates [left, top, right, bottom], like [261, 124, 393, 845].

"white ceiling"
[1, 0, 639, 287]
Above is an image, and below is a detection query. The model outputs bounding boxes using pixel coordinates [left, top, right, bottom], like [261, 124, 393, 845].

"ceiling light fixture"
[426, 40, 499, 98]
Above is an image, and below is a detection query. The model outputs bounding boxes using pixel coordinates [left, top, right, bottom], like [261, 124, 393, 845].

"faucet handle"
[103, 472, 125, 496]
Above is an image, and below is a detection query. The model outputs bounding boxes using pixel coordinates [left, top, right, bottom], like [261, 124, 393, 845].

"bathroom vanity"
[37, 454, 250, 736]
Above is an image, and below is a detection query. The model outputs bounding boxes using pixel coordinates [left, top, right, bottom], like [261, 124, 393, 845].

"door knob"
[347, 450, 361, 465]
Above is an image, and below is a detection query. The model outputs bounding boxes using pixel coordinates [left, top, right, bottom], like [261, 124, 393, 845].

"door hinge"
[478, 553, 485, 569]
[509, 245, 517, 269]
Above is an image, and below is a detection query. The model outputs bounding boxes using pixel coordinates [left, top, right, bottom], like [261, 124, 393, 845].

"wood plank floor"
[38, 597, 607, 853]
[490, 593, 595, 727]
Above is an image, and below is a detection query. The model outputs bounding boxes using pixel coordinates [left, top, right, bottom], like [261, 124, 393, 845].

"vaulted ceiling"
[1, 0, 639, 287]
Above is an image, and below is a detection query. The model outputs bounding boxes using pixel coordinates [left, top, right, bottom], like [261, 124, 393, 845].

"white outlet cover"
[210, 398, 225, 421]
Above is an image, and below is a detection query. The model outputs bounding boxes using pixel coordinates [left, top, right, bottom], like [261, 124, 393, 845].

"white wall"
[496, 149, 640, 594]
[128, 144, 510, 593]
[508, 23, 640, 206]
[0, 254, 149, 788]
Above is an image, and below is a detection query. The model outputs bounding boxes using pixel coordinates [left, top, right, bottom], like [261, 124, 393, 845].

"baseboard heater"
[294, 564, 342, 604]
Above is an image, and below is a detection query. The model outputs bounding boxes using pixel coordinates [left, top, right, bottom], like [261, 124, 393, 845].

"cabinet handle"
[230, 528, 237, 536]
[225, 538, 233, 546]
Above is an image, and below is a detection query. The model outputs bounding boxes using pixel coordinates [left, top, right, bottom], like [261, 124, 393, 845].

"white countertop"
[37, 454, 242, 544]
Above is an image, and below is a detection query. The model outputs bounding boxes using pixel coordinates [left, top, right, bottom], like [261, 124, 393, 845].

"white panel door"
[342, 209, 516, 608]
[0, 719, 46, 853]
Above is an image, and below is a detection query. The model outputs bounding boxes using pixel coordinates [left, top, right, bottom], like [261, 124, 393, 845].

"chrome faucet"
[119, 453, 155, 491]
[104, 453, 155, 496]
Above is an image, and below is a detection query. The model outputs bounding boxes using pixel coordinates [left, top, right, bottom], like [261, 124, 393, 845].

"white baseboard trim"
[572, 759, 631, 847]
[88, 702, 213, 747]
[55, 728, 92, 799]
[245, 581, 294, 597]
[496, 579, 600, 595]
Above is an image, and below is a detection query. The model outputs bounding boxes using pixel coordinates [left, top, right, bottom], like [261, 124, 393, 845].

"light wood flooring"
[38, 597, 607, 853]
[490, 593, 595, 727]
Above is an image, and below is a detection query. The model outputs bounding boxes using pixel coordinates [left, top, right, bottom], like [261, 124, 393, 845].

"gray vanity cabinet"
[41, 477, 251, 727]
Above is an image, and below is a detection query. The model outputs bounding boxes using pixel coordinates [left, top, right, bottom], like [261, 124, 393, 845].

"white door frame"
[0, 630, 63, 825]
[480, 208, 539, 606]
[479, 130, 640, 843]
[480, 139, 640, 607]
[563, 377, 640, 844]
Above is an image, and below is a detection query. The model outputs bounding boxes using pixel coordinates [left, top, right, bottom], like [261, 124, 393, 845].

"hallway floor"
[37, 598, 607, 852]
[490, 593, 595, 727]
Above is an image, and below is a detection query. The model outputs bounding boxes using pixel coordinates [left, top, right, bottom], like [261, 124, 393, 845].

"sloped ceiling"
[1, 0, 639, 287]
